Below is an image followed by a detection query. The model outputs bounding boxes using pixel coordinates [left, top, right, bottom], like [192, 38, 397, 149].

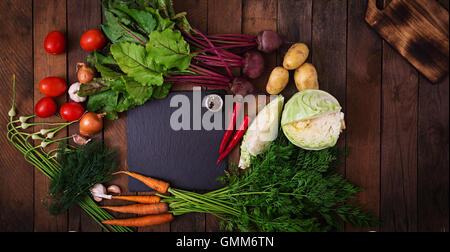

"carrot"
[113, 171, 170, 194]
[102, 213, 175, 227]
[101, 203, 168, 215]
[111, 195, 161, 204]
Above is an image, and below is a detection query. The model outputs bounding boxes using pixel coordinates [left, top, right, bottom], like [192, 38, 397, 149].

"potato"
[294, 63, 319, 92]
[266, 67, 290, 95]
[283, 43, 309, 70]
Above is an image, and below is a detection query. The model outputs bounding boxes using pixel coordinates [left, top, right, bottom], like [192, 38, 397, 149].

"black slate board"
[127, 90, 227, 192]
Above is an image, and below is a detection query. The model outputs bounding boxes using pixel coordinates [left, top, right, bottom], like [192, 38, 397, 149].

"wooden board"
[365, 0, 449, 83]
[347, 0, 382, 232]
[0, 0, 34, 232]
[33, 0, 68, 232]
[0, 0, 449, 232]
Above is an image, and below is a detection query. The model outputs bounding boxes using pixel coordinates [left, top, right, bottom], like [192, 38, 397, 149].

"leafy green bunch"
[46, 141, 118, 216]
[160, 134, 378, 232]
[80, 0, 193, 120]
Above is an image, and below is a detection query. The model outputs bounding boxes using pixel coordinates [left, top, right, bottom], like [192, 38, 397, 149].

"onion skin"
[79, 112, 105, 136]
[76, 63, 95, 84]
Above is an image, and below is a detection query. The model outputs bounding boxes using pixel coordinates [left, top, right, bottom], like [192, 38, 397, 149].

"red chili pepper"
[219, 102, 243, 153]
[217, 115, 251, 164]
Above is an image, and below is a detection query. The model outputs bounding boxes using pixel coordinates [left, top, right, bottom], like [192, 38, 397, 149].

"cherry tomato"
[44, 31, 66, 55]
[35, 97, 58, 118]
[60, 102, 85, 121]
[39, 77, 68, 97]
[80, 29, 106, 52]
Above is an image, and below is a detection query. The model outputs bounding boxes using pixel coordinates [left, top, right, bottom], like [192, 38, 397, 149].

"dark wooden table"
[0, 0, 448, 232]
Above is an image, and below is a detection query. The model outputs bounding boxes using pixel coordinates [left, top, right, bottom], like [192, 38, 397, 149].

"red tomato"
[44, 31, 66, 55]
[39, 77, 68, 97]
[60, 102, 85, 121]
[80, 29, 106, 52]
[35, 97, 58, 118]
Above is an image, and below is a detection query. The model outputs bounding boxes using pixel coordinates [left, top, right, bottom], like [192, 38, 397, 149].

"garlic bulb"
[107, 185, 121, 194]
[89, 184, 112, 202]
[69, 82, 87, 103]
[73, 134, 91, 146]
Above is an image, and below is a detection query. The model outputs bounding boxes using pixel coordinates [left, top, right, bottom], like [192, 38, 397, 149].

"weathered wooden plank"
[312, 0, 347, 176]
[346, 0, 382, 231]
[0, 0, 34, 232]
[380, 29, 419, 232]
[365, 0, 449, 83]
[204, 0, 243, 232]
[418, 76, 449, 232]
[243, 0, 278, 93]
[416, 0, 450, 233]
[66, 0, 104, 232]
[33, 0, 68, 232]
[208, 0, 242, 34]
[278, 0, 312, 99]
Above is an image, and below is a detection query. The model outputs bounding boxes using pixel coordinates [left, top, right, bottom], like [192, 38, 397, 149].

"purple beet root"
[231, 77, 256, 97]
[243, 51, 265, 79]
[257, 30, 283, 54]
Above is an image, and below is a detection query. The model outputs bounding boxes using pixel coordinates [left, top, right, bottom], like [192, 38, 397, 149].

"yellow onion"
[76, 63, 95, 84]
[79, 112, 105, 136]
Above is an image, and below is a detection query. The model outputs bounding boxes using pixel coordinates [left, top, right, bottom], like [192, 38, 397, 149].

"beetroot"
[243, 51, 265, 79]
[257, 30, 283, 54]
[231, 77, 256, 97]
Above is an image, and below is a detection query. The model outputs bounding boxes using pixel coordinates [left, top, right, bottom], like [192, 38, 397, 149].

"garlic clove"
[93, 196, 103, 202]
[69, 82, 87, 103]
[107, 185, 121, 194]
[73, 134, 91, 146]
[90, 184, 112, 200]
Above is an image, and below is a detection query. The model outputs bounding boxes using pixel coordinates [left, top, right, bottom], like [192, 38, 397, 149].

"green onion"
[6, 75, 132, 233]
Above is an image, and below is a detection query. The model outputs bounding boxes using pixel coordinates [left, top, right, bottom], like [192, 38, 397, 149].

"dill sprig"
[46, 141, 118, 216]
[160, 134, 378, 232]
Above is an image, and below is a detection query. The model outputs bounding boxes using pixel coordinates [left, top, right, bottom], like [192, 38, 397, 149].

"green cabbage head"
[281, 90, 344, 150]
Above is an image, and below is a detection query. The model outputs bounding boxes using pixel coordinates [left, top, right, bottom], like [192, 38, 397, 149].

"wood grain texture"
[33, 0, 68, 232]
[366, 0, 449, 83]
[1, 0, 449, 233]
[0, 0, 34, 232]
[416, 0, 449, 233]
[278, 0, 312, 99]
[67, 0, 103, 232]
[418, 75, 449, 232]
[346, 0, 382, 232]
[381, 29, 419, 232]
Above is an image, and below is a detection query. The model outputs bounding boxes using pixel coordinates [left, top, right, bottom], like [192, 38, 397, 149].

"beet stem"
[188, 64, 225, 78]
[207, 34, 255, 40]
[192, 28, 233, 78]
[168, 80, 229, 89]
[118, 23, 146, 45]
